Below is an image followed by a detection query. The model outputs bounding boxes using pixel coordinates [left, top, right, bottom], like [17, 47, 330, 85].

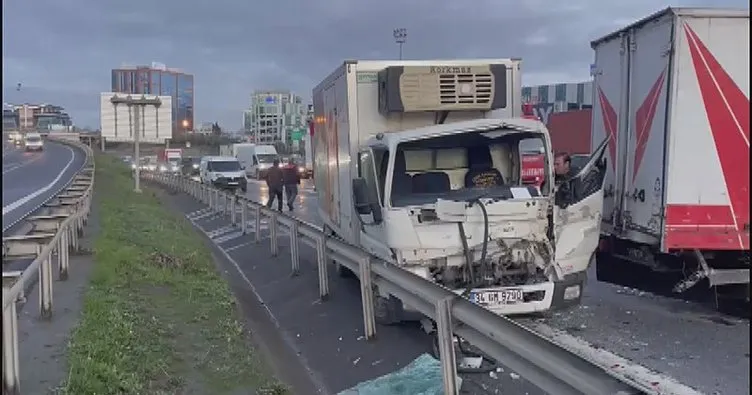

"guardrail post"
[269, 211, 278, 256]
[241, 200, 248, 234]
[358, 255, 376, 340]
[2, 290, 21, 395]
[436, 297, 459, 395]
[58, 231, 70, 280]
[290, 221, 300, 276]
[230, 195, 237, 226]
[39, 249, 53, 320]
[316, 234, 329, 300]
[254, 206, 262, 243]
[69, 222, 80, 252]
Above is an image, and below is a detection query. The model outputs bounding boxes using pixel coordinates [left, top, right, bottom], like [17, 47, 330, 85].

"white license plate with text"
[470, 289, 523, 306]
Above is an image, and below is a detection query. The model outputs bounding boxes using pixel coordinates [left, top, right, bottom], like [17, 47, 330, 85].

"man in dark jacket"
[282, 158, 301, 211]
[265, 159, 284, 211]
[554, 152, 575, 184]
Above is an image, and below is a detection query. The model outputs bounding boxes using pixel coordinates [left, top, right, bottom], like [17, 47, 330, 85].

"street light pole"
[393, 28, 407, 60]
[110, 94, 162, 193]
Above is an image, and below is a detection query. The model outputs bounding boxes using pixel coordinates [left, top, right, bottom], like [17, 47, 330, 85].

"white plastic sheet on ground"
[337, 353, 462, 395]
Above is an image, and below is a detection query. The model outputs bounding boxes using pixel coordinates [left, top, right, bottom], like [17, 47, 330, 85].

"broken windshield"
[388, 129, 549, 207]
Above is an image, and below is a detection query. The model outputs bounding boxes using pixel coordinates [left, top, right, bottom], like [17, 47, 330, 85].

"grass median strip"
[63, 155, 288, 395]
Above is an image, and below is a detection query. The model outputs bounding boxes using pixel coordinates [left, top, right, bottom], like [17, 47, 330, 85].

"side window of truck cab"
[357, 150, 381, 206]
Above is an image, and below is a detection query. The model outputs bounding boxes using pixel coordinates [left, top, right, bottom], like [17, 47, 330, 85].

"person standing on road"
[282, 158, 301, 211]
[265, 159, 284, 211]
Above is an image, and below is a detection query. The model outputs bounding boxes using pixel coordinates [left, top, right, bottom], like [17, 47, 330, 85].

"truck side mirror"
[352, 178, 372, 215]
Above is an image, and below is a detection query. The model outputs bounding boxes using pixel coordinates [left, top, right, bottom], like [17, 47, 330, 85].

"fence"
[2, 139, 95, 395]
[145, 172, 649, 395]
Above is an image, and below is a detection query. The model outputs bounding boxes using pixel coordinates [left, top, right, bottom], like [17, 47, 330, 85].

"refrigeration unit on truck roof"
[378, 64, 509, 114]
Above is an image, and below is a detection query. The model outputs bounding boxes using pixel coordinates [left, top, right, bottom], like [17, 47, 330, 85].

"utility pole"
[110, 94, 162, 193]
[393, 28, 407, 60]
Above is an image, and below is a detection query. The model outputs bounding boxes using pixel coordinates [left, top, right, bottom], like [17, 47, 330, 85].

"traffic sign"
[291, 129, 304, 141]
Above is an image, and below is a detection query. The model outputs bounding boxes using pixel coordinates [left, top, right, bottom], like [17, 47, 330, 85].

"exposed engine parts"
[428, 238, 551, 288]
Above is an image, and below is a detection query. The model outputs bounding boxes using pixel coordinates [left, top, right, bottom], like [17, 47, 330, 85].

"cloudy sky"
[2, 0, 748, 129]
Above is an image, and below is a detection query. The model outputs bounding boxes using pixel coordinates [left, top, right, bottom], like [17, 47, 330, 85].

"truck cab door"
[553, 138, 609, 277]
[355, 149, 392, 260]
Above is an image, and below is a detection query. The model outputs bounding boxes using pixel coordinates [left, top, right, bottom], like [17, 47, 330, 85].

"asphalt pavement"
[234, 177, 749, 395]
[157, 174, 749, 394]
[2, 139, 87, 231]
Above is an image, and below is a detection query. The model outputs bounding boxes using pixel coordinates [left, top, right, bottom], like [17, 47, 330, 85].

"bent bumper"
[403, 271, 586, 316]
[212, 178, 247, 191]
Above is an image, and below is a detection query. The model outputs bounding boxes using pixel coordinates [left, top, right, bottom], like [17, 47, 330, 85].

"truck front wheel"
[323, 225, 355, 278]
[374, 293, 404, 326]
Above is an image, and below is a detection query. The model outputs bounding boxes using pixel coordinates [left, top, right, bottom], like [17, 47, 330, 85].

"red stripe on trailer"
[632, 68, 666, 183]
[596, 87, 618, 172]
[664, 204, 749, 250]
[678, 23, 750, 250]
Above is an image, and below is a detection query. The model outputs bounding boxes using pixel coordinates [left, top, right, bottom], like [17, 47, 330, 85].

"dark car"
[181, 157, 200, 176]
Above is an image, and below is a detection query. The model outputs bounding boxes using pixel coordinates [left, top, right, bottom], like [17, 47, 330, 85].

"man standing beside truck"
[265, 159, 284, 211]
[282, 158, 301, 211]
[554, 152, 574, 184]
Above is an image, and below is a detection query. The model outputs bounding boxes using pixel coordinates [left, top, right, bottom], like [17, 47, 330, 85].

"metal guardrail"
[1, 138, 95, 395]
[145, 173, 649, 395]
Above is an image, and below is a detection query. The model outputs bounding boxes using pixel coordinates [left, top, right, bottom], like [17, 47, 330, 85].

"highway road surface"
[220, 177, 748, 395]
[2, 139, 87, 232]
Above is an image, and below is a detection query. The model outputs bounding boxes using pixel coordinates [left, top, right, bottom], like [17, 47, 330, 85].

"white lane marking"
[214, 231, 244, 244]
[224, 240, 254, 252]
[2, 146, 75, 215]
[2, 153, 44, 175]
[528, 322, 704, 395]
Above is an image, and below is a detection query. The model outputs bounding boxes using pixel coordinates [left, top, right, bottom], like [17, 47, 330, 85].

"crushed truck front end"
[354, 119, 608, 319]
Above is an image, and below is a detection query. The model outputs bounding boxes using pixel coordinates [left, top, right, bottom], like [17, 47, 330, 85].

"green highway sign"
[291, 129, 305, 141]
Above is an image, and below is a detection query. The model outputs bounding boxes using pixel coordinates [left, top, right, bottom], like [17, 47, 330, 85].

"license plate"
[470, 289, 523, 306]
[228, 182, 238, 185]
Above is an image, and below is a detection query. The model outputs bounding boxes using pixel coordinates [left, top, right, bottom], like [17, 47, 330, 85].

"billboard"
[99, 92, 173, 143]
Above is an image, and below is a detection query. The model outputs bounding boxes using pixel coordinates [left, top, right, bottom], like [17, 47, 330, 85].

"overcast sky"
[2, 0, 748, 129]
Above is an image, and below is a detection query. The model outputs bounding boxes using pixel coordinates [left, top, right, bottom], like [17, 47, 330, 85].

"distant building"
[243, 90, 308, 146]
[522, 80, 593, 124]
[2, 103, 72, 131]
[111, 62, 194, 139]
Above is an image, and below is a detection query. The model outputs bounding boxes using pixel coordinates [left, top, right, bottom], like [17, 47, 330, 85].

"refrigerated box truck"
[313, 59, 609, 324]
[590, 8, 750, 300]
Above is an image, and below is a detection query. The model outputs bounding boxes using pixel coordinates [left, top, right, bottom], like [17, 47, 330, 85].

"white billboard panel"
[99, 92, 173, 143]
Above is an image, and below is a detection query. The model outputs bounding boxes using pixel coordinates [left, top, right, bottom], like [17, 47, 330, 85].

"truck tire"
[374, 293, 404, 326]
[322, 224, 355, 278]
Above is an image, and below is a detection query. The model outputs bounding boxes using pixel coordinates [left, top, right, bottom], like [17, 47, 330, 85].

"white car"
[23, 133, 44, 151]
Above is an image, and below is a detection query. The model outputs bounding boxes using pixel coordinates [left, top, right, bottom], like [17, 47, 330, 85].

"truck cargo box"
[591, 7, 749, 253]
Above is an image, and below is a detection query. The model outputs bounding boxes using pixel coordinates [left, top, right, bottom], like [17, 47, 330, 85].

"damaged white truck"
[312, 59, 608, 323]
